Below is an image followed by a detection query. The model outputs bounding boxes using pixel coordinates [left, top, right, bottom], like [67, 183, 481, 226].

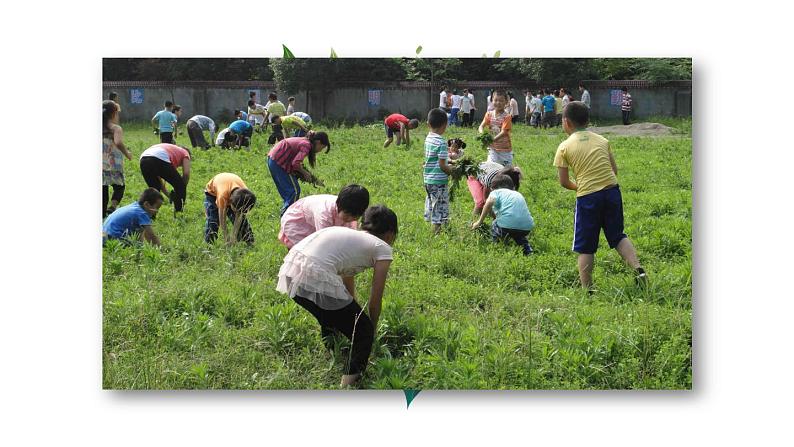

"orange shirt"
[205, 173, 248, 212]
[481, 110, 513, 152]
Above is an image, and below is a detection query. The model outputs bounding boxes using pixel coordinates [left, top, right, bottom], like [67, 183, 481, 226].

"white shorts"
[487, 149, 513, 167]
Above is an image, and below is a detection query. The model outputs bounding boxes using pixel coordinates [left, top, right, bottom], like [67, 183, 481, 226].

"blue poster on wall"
[130, 88, 144, 104]
[368, 89, 382, 107]
[610, 89, 622, 106]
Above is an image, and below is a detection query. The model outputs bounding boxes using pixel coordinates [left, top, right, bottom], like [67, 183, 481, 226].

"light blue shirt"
[102, 202, 153, 239]
[490, 189, 534, 231]
[153, 110, 177, 132]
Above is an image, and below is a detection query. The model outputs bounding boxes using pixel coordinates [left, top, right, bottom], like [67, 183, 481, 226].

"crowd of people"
[102, 84, 644, 387]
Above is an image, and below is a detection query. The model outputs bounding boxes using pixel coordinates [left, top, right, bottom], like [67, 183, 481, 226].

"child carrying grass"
[478, 89, 514, 167]
[279, 184, 370, 249]
[471, 174, 534, 256]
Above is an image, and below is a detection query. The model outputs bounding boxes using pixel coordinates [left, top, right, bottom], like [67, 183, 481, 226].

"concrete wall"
[103, 83, 692, 123]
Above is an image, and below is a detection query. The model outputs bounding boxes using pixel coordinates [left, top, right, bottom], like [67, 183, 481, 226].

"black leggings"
[102, 184, 125, 217]
[292, 295, 374, 375]
[139, 156, 186, 212]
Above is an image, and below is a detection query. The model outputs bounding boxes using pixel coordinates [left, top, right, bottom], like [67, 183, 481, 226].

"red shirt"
[268, 137, 312, 173]
[384, 113, 409, 131]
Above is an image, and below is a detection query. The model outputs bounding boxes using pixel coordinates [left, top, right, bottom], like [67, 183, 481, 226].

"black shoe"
[635, 272, 648, 288]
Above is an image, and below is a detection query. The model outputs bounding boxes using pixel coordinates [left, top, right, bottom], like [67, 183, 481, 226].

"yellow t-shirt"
[554, 97, 563, 114]
[553, 131, 618, 197]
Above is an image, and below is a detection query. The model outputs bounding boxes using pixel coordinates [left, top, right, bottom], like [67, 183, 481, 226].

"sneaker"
[635, 272, 648, 288]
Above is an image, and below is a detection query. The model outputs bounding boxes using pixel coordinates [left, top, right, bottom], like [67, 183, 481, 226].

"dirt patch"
[587, 122, 677, 137]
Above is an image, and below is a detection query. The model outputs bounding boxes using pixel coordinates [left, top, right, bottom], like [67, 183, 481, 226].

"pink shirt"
[267, 137, 312, 173]
[278, 194, 358, 248]
[141, 144, 190, 169]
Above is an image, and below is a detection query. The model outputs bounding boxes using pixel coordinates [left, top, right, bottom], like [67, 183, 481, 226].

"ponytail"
[102, 100, 117, 137]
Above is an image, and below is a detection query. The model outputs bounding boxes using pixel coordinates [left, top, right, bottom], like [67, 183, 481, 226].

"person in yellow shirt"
[553, 101, 646, 290]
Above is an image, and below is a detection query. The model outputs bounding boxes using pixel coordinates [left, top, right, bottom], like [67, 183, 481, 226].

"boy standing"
[461, 89, 473, 127]
[541, 90, 556, 129]
[553, 101, 646, 289]
[478, 89, 514, 167]
[579, 83, 591, 109]
[423, 108, 455, 235]
[621, 86, 632, 125]
[449, 89, 462, 126]
[287, 96, 296, 115]
[151, 101, 178, 144]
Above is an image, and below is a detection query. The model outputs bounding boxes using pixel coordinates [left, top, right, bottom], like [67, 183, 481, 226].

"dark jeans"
[187, 121, 209, 149]
[139, 156, 186, 212]
[542, 112, 555, 128]
[462, 112, 471, 127]
[267, 123, 284, 144]
[203, 192, 254, 244]
[622, 110, 631, 125]
[292, 295, 374, 375]
[102, 184, 125, 217]
[159, 131, 174, 144]
[491, 221, 533, 256]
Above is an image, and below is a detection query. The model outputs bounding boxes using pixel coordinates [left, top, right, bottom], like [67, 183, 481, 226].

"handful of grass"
[448, 157, 482, 202]
[475, 132, 494, 149]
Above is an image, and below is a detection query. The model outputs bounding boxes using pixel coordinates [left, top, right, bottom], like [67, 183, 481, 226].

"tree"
[494, 58, 598, 87]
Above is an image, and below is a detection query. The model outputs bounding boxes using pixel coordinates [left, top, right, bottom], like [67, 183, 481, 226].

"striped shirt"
[621, 93, 632, 111]
[476, 162, 505, 188]
[423, 132, 449, 185]
[482, 110, 513, 152]
[268, 137, 312, 173]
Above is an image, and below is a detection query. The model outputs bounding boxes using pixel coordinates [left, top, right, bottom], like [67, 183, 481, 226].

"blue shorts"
[573, 185, 627, 254]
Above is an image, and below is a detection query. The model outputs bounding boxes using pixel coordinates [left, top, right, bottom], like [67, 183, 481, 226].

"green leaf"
[415, 45, 423, 55]
[330, 48, 338, 59]
[404, 389, 421, 408]
[493, 50, 501, 58]
[282, 44, 295, 59]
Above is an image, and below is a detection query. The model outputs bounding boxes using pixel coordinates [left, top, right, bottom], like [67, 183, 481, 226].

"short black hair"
[336, 184, 370, 217]
[249, 91, 256, 98]
[490, 174, 515, 191]
[361, 205, 398, 237]
[268, 92, 278, 100]
[622, 86, 628, 92]
[427, 108, 448, 129]
[579, 83, 586, 89]
[230, 188, 256, 213]
[138, 188, 164, 206]
[408, 118, 420, 128]
[247, 99, 255, 107]
[234, 109, 242, 116]
[563, 101, 590, 128]
[165, 100, 174, 108]
[172, 105, 181, 112]
[109, 91, 119, 101]
[498, 166, 521, 191]
[492, 89, 507, 99]
[270, 115, 281, 124]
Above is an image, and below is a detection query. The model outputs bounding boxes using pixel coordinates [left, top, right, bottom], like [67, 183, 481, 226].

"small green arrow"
[403, 389, 421, 408]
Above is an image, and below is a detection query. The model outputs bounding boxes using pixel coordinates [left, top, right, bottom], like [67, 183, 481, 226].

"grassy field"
[102, 119, 692, 390]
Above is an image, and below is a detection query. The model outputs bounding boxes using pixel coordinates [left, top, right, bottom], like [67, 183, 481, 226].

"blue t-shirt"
[229, 119, 253, 135]
[153, 110, 177, 132]
[238, 111, 248, 121]
[542, 95, 556, 113]
[490, 189, 535, 231]
[102, 202, 153, 239]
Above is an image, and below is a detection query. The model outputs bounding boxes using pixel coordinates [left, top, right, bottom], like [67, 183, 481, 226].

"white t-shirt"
[468, 93, 475, 110]
[581, 90, 591, 108]
[525, 95, 532, 111]
[216, 128, 231, 145]
[461, 95, 473, 113]
[276, 226, 393, 310]
[140, 145, 170, 163]
[439, 91, 448, 108]
[451, 94, 463, 108]
[486, 95, 494, 112]
[509, 98, 519, 116]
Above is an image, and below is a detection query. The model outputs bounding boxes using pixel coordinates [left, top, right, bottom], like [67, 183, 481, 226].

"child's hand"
[471, 221, 482, 230]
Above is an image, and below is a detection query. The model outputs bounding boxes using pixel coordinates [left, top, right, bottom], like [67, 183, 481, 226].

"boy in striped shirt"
[423, 108, 456, 235]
